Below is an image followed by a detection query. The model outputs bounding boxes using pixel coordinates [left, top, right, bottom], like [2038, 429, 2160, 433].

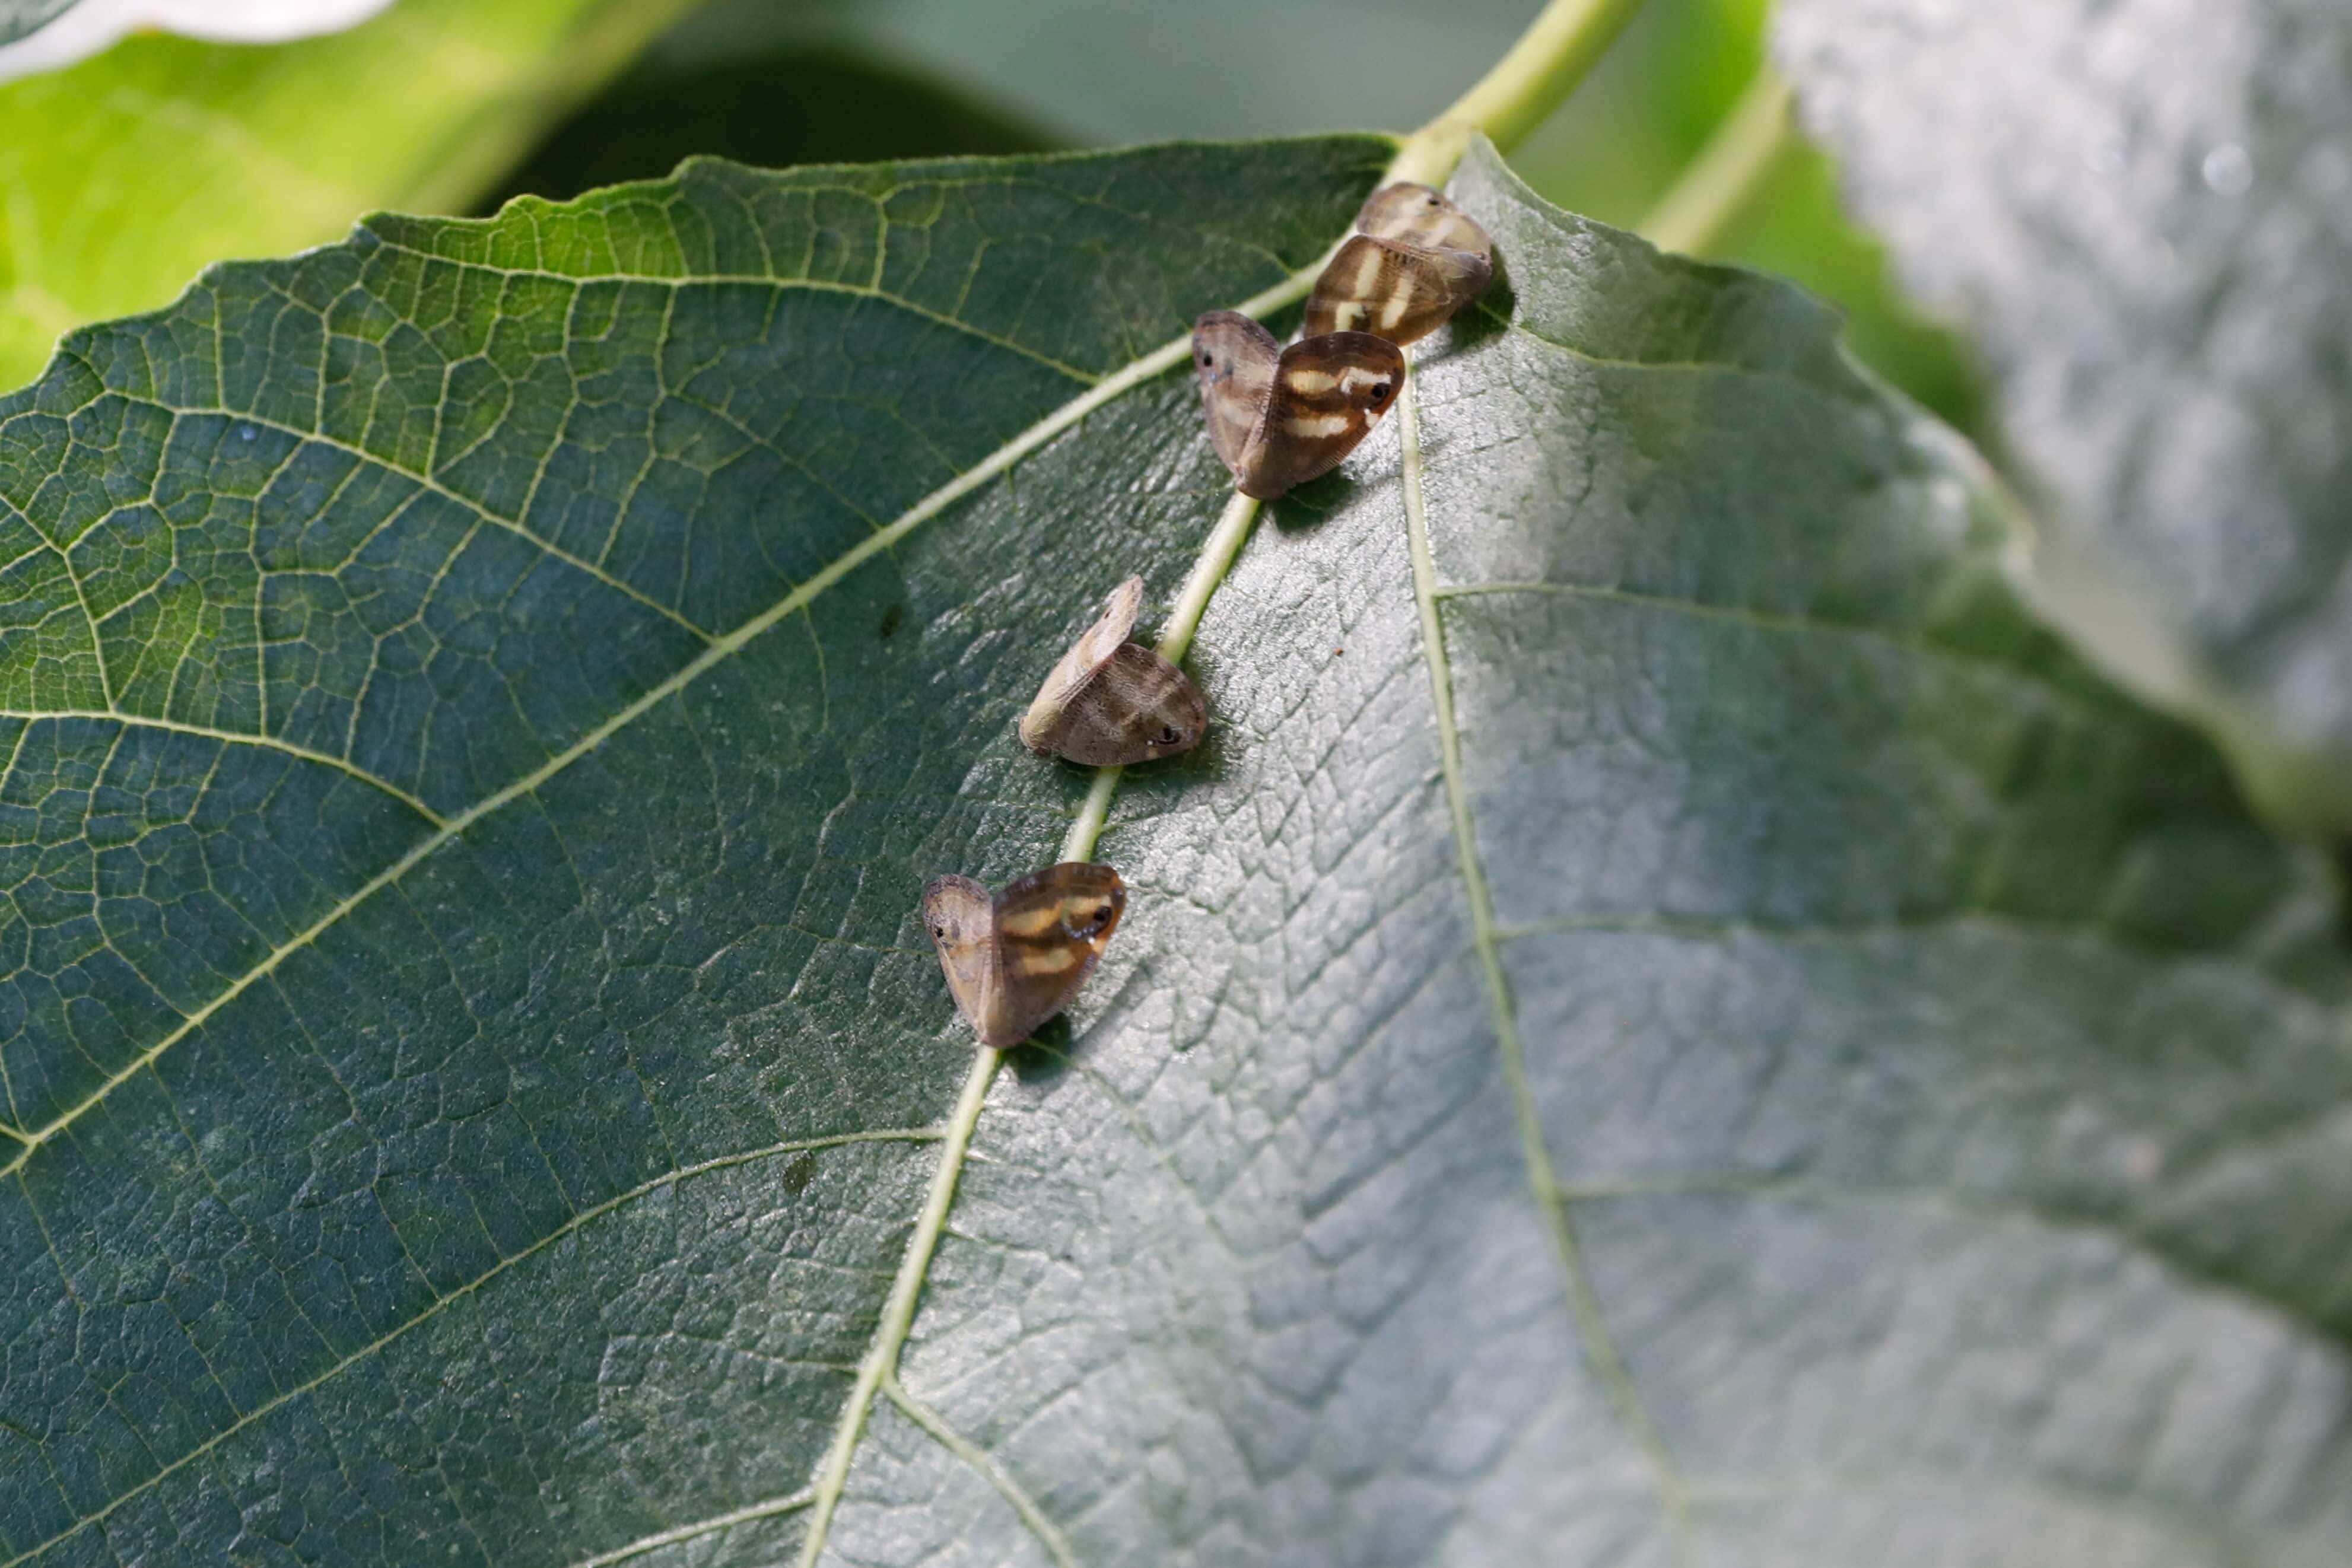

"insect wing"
[1020, 576, 1145, 755]
[1237, 331, 1406, 498]
[1192, 311, 1280, 478]
[983, 863, 1127, 1047]
[1304, 183, 1493, 345]
[1302, 233, 1493, 344]
[1050, 643, 1208, 765]
[921, 874, 999, 1039]
[1355, 182, 1493, 260]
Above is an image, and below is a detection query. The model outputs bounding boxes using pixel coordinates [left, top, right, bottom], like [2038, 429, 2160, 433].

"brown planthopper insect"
[1302, 182, 1493, 346]
[1019, 576, 1207, 766]
[1192, 311, 1404, 498]
[921, 863, 1127, 1048]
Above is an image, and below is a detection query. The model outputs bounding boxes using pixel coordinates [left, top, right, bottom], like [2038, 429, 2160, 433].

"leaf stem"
[1158, 489, 1263, 670]
[794, 1051, 1000, 1565]
[1637, 65, 1798, 257]
[1390, 0, 1650, 185]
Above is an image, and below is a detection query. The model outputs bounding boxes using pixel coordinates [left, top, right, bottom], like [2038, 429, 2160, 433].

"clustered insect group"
[923, 183, 1495, 1049]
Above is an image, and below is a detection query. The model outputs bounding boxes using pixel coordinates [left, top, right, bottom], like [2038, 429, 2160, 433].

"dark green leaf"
[1776, 0, 2352, 832]
[0, 131, 2345, 1567]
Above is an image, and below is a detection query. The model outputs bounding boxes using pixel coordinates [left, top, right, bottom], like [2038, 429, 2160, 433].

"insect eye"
[1369, 382, 1391, 403]
[932, 925, 945, 938]
[1158, 726, 1181, 745]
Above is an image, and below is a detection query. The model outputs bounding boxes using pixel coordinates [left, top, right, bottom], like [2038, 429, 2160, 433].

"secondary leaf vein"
[1399, 355, 1694, 1556]
[0, 1128, 944, 1568]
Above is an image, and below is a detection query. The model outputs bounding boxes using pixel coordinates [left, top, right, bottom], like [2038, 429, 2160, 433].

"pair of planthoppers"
[1195, 181, 1495, 498]
[923, 183, 1495, 1049]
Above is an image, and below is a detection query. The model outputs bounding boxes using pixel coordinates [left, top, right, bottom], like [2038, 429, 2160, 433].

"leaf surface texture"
[0, 135, 2345, 1567]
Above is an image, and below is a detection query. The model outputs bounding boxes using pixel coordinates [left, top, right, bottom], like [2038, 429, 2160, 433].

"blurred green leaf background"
[0, 0, 1978, 434]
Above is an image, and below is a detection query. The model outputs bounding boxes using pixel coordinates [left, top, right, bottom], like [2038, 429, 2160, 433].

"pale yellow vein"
[787, 315, 1310, 1568]
[7, 1128, 945, 1568]
[885, 1376, 1078, 1568]
[0, 1129, 941, 1568]
[149, 405, 715, 645]
[562, 1488, 816, 1568]
[357, 250, 1105, 387]
[0, 708, 444, 826]
[1396, 360, 1693, 1554]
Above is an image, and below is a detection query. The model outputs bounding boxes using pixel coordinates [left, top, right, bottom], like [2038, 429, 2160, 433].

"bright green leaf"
[0, 0, 700, 393]
[0, 129, 2347, 1568]
[1775, 0, 2352, 834]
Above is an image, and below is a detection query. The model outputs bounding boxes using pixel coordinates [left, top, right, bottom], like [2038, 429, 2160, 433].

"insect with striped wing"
[921, 863, 1127, 1048]
[1020, 575, 1207, 766]
[1192, 311, 1405, 499]
[1303, 182, 1493, 346]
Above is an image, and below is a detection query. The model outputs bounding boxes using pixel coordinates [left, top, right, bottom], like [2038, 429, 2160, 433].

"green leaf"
[1, 130, 2348, 1567]
[0, 0, 699, 393]
[1774, 0, 2352, 834]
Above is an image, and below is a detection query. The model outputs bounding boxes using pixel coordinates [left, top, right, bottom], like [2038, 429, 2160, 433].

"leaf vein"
[884, 1377, 1079, 1568]
[148, 404, 717, 645]
[357, 244, 1104, 386]
[563, 1488, 814, 1568]
[0, 709, 446, 826]
[1432, 578, 2113, 726]
[1399, 357, 1695, 1554]
[0, 1128, 945, 1568]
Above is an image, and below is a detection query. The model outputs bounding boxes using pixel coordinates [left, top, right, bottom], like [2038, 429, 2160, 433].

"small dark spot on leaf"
[879, 604, 904, 640]
[1333, 647, 1344, 656]
[783, 1153, 817, 1195]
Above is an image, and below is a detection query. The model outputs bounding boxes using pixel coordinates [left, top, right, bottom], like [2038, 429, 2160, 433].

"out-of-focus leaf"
[0, 0, 74, 47]
[1509, 0, 1984, 433]
[1778, 0, 2352, 833]
[670, 0, 1556, 144]
[482, 42, 1054, 211]
[0, 127, 2347, 1568]
[676, 0, 1978, 428]
[0, 0, 697, 392]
